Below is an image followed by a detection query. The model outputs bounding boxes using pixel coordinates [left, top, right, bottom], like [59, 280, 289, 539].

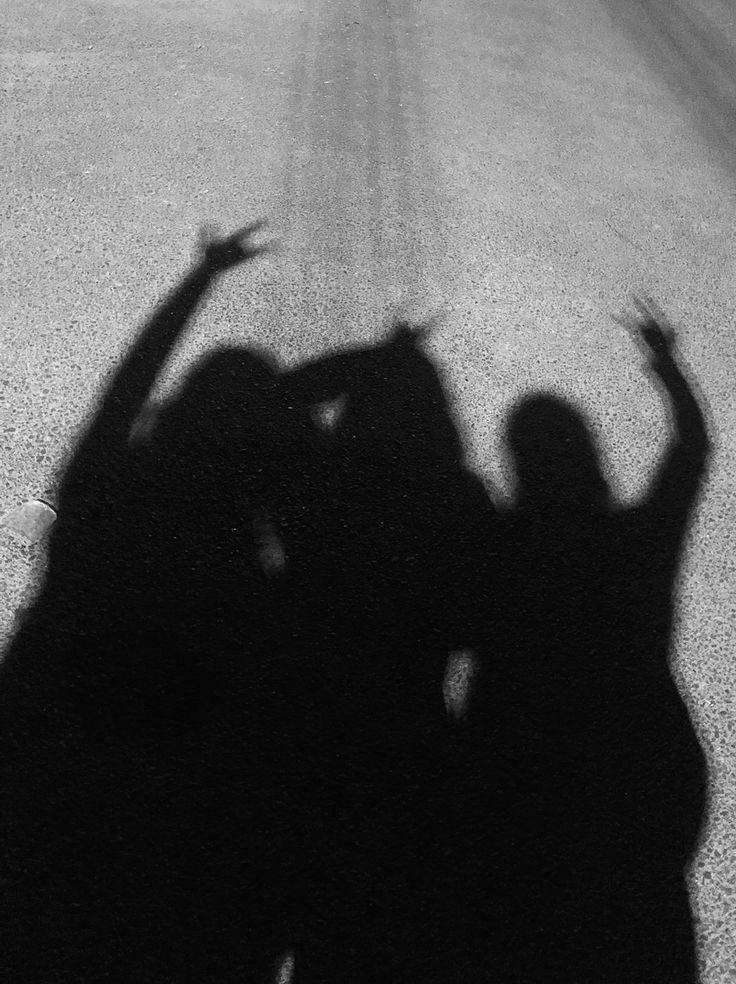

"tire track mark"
[277, 0, 447, 342]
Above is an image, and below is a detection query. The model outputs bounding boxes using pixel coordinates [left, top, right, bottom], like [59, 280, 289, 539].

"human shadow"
[0, 224, 323, 983]
[456, 302, 711, 983]
[1, 250, 711, 984]
[270, 321, 498, 984]
[0, 230, 496, 983]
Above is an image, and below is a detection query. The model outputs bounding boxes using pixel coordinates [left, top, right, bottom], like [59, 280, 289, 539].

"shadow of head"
[155, 346, 283, 448]
[347, 330, 465, 476]
[507, 394, 611, 513]
[175, 345, 278, 409]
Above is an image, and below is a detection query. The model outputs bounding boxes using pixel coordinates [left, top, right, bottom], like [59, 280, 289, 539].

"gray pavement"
[2, 0, 735, 977]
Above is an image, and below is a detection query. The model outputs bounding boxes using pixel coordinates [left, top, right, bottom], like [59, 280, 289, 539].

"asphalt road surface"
[2, 0, 736, 978]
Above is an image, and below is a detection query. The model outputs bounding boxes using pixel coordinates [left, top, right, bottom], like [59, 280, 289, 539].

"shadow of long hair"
[459, 381, 709, 983]
[0, 338, 314, 983]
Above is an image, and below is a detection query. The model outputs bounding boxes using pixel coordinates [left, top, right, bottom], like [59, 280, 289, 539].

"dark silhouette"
[273, 321, 496, 984]
[0, 229, 493, 983]
[0, 223, 310, 982]
[1, 251, 710, 984]
[457, 297, 711, 983]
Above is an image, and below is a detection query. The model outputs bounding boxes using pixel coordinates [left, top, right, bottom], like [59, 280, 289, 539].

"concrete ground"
[2, 0, 735, 977]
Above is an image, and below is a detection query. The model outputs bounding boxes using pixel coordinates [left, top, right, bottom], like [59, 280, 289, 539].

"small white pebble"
[1, 499, 57, 543]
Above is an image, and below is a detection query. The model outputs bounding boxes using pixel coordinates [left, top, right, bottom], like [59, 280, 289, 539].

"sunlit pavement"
[2, 0, 735, 976]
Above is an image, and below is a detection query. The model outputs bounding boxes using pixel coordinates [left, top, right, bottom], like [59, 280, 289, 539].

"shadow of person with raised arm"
[0, 222, 302, 983]
[276, 318, 497, 984]
[462, 298, 711, 983]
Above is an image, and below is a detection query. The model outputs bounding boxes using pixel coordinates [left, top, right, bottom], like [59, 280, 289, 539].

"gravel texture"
[1, 0, 735, 977]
